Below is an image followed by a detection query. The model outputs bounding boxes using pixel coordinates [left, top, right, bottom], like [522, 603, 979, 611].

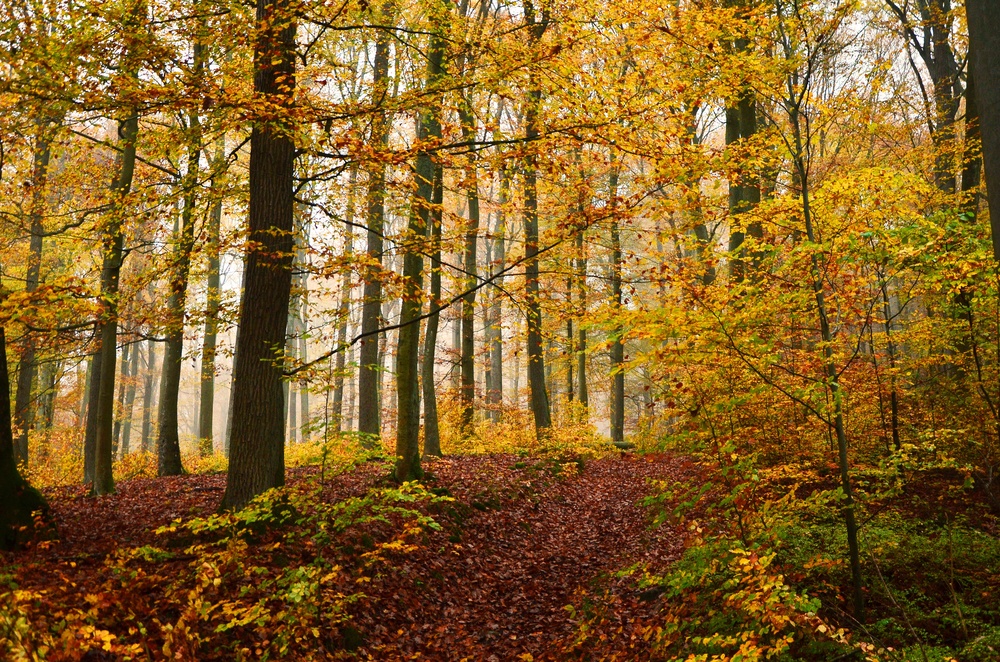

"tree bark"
[523, 1, 552, 436]
[422, 164, 444, 457]
[609, 165, 625, 444]
[966, 0, 1000, 261]
[396, 11, 445, 481]
[0, 327, 49, 550]
[198, 144, 225, 455]
[219, 0, 296, 511]
[140, 339, 157, 453]
[13, 129, 53, 468]
[459, 93, 480, 432]
[92, 107, 140, 496]
[358, 13, 392, 442]
[120, 341, 139, 457]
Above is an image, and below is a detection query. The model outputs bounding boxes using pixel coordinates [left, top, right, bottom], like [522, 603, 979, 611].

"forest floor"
[1, 451, 694, 661]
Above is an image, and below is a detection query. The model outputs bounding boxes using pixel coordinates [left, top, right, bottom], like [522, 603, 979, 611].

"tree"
[966, 0, 1000, 262]
[523, 0, 552, 436]
[219, 0, 296, 511]
[0, 326, 49, 550]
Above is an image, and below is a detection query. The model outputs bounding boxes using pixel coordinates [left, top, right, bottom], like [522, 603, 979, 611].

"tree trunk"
[486, 171, 508, 420]
[576, 226, 588, 409]
[120, 342, 139, 457]
[219, 0, 296, 511]
[92, 106, 140, 497]
[609, 165, 625, 444]
[140, 339, 157, 453]
[157, 105, 202, 476]
[523, 2, 552, 436]
[397, 7, 445, 480]
[83, 340, 101, 484]
[331, 170, 356, 435]
[13, 129, 53, 468]
[726, 77, 761, 282]
[0, 327, 49, 550]
[966, 0, 1000, 261]
[112, 342, 131, 458]
[459, 93, 480, 432]
[422, 164, 444, 457]
[198, 144, 225, 456]
[358, 15, 392, 442]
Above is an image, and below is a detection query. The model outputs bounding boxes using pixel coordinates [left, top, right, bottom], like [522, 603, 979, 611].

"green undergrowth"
[569, 436, 1000, 662]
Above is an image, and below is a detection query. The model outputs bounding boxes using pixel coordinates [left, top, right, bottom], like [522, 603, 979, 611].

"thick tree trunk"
[93, 108, 140, 496]
[219, 0, 296, 511]
[0, 327, 49, 550]
[83, 342, 101, 483]
[157, 110, 202, 476]
[358, 18, 392, 442]
[966, 0, 1000, 261]
[396, 9, 445, 481]
[198, 146, 224, 456]
[726, 84, 761, 282]
[422, 165, 444, 457]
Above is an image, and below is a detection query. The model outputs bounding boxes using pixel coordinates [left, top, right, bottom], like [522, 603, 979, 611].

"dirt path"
[351, 454, 690, 660]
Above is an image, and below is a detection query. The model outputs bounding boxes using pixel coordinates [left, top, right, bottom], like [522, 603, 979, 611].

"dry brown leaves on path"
[1, 453, 691, 660]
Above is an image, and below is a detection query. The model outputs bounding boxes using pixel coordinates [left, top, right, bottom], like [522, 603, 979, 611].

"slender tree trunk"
[459, 94, 480, 432]
[13, 130, 53, 467]
[358, 14, 392, 442]
[791, 102, 865, 619]
[112, 342, 131, 458]
[523, 2, 551, 435]
[422, 165, 444, 457]
[486, 172, 508, 420]
[140, 339, 157, 453]
[576, 227, 588, 409]
[220, 0, 296, 511]
[331, 169, 354, 434]
[120, 341, 139, 457]
[198, 144, 225, 456]
[609, 165, 625, 444]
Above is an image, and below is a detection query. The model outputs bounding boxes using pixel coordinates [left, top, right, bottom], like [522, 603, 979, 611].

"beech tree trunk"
[459, 93, 480, 432]
[198, 145, 224, 455]
[358, 16, 392, 442]
[422, 165, 444, 457]
[220, 0, 296, 511]
[112, 342, 131, 457]
[13, 130, 53, 467]
[966, 0, 1000, 261]
[524, 1, 552, 436]
[120, 343, 139, 457]
[92, 108, 140, 496]
[609, 166, 625, 444]
[331, 168, 356, 435]
[397, 7, 445, 480]
[0, 327, 49, 550]
[140, 339, 157, 453]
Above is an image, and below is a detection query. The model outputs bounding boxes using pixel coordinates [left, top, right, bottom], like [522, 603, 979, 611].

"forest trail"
[352, 453, 690, 660]
[4, 453, 691, 660]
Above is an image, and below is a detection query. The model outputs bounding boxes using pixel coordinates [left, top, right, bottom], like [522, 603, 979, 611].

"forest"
[3, 0, 1000, 659]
